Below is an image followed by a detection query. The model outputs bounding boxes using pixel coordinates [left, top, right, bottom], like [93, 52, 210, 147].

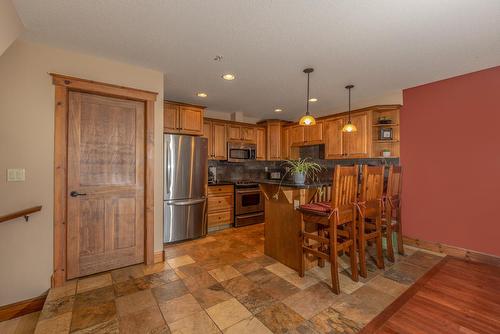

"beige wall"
[0, 0, 23, 56]
[0, 39, 164, 306]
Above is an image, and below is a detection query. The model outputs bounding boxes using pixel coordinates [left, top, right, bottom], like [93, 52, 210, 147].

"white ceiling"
[13, 0, 500, 121]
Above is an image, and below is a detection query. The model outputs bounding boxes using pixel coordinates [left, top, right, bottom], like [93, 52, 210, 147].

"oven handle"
[236, 189, 261, 194]
[236, 212, 264, 219]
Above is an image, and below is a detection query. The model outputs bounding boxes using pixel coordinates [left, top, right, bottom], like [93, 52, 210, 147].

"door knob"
[70, 191, 87, 197]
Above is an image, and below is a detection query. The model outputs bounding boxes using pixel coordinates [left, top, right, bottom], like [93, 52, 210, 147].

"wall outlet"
[7, 168, 25, 182]
[264, 166, 269, 172]
[293, 200, 300, 210]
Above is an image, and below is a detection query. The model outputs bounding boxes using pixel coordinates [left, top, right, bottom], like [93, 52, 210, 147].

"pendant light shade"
[299, 68, 316, 126]
[342, 84, 357, 133]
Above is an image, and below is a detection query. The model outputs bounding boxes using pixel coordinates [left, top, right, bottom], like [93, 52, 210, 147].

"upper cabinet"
[288, 121, 324, 146]
[204, 119, 227, 160]
[257, 120, 291, 161]
[324, 112, 369, 159]
[164, 101, 205, 135]
[227, 124, 256, 142]
[256, 127, 266, 160]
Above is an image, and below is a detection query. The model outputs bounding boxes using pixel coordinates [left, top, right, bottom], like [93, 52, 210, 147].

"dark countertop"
[208, 181, 234, 186]
[256, 179, 332, 189]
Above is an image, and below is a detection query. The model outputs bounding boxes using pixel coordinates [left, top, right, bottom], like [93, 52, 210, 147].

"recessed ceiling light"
[274, 108, 283, 113]
[309, 98, 318, 102]
[222, 73, 235, 81]
[196, 92, 208, 97]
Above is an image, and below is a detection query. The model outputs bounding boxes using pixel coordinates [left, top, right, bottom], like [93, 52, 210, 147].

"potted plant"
[381, 149, 391, 158]
[283, 158, 323, 184]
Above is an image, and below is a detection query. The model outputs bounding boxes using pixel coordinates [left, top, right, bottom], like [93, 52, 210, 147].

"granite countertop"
[208, 181, 235, 186]
[256, 179, 332, 189]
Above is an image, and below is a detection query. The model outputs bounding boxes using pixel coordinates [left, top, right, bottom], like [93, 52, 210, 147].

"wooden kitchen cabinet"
[289, 125, 305, 146]
[257, 120, 291, 160]
[212, 122, 227, 160]
[344, 113, 369, 157]
[204, 120, 227, 160]
[324, 112, 369, 159]
[256, 127, 266, 160]
[164, 101, 205, 135]
[281, 126, 290, 159]
[305, 122, 324, 143]
[207, 184, 234, 230]
[325, 117, 345, 158]
[227, 124, 256, 142]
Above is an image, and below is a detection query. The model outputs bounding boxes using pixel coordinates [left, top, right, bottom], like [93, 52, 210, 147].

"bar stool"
[298, 165, 359, 294]
[357, 165, 385, 277]
[383, 165, 404, 262]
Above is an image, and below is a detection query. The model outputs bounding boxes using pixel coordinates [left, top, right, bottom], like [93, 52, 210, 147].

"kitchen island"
[259, 180, 331, 272]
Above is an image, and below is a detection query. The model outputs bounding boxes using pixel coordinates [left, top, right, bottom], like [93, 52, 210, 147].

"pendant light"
[342, 84, 357, 132]
[299, 68, 316, 126]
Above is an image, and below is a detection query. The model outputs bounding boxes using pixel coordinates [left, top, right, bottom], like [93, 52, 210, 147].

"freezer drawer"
[164, 198, 207, 243]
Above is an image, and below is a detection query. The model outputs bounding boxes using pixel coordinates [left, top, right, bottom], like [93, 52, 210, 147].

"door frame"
[51, 73, 157, 287]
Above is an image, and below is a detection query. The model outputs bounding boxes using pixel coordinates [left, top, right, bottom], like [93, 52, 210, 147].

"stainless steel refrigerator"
[163, 134, 208, 243]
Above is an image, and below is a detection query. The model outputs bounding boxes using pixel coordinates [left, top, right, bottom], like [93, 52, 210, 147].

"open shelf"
[372, 123, 399, 127]
[373, 140, 400, 143]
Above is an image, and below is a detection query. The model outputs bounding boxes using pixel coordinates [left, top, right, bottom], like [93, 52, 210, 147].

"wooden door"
[345, 113, 369, 157]
[179, 106, 203, 135]
[203, 120, 213, 159]
[67, 92, 145, 279]
[212, 122, 227, 160]
[241, 126, 256, 142]
[164, 102, 179, 133]
[227, 125, 241, 141]
[290, 126, 305, 146]
[256, 127, 266, 160]
[267, 123, 282, 160]
[325, 117, 345, 158]
[305, 122, 324, 143]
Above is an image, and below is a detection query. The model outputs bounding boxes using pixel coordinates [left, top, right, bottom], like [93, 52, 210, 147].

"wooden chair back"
[386, 165, 402, 201]
[312, 185, 332, 203]
[331, 165, 359, 212]
[359, 165, 385, 204]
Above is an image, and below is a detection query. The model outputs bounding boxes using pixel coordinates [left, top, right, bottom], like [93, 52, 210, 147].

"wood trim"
[51, 74, 157, 287]
[359, 256, 449, 334]
[0, 293, 47, 322]
[0, 206, 42, 223]
[51, 73, 158, 101]
[164, 99, 206, 109]
[403, 236, 500, 267]
[154, 250, 165, 264]
[204, 117, 266, 128]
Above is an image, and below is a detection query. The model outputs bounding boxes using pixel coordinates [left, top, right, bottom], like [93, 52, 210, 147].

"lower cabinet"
[207, 185, 234, 231]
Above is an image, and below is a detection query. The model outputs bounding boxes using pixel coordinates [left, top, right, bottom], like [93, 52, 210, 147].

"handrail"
[0, 206, 42, 223]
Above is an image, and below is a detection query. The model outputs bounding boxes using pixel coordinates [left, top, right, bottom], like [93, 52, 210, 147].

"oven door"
[236, 188, 264, 215]
[235, 212, 265, 227]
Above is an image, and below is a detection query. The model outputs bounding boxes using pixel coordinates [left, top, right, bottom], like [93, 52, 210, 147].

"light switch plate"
[7, 168, 25, 182]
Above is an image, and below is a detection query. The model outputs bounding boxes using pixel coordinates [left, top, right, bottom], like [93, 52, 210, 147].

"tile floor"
[1, 223, 443, 334]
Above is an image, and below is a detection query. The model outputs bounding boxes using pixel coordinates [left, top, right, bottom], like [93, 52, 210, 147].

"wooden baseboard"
[0, 294, 47, 322]
[403, 236, 500, 267]
[153, 250, 165, 264]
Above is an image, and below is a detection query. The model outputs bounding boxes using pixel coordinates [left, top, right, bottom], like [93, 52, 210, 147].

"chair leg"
[349, 220, 358, 282]
[318, 225, 325, 268]
[396, 208, 405, 255]
[386, 219, 395, 262]
[358, 216, 367, 278]
[299, 215, 306, 277]
[375, 216, 385, 270]
[329, 222, 340, 294]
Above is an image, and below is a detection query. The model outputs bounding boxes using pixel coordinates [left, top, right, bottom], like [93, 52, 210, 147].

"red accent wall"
[401, 66, 500, 257]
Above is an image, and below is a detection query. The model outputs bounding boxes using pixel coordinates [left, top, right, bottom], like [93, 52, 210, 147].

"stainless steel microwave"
[227, 142, 256, 162]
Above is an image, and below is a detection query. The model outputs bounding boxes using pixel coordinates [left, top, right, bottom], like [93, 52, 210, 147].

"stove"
[235, 180, 259, 188]
[234, 180, 264, 227]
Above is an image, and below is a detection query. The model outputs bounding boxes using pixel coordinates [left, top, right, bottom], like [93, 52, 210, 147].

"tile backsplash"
[208, 157, 399, 182]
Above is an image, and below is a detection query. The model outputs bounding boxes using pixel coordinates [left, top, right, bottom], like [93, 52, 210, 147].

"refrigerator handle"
[165, 198, 206, 206]
[165, 141, 170, 195]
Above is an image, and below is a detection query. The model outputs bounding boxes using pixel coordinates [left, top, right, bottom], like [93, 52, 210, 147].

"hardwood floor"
[361, 256, 500, 334]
